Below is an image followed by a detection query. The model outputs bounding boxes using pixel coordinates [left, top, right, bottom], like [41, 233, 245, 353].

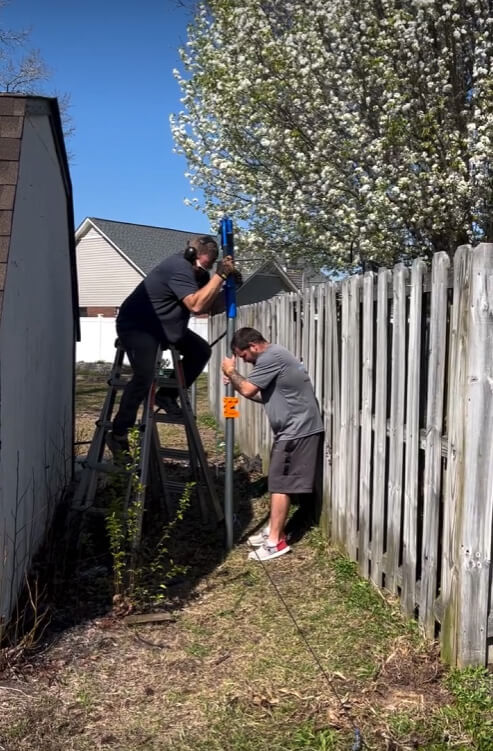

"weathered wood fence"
[209, 245, 493, 667]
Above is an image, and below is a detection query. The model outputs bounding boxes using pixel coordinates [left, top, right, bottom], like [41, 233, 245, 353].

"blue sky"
[1, 0, 211, 233]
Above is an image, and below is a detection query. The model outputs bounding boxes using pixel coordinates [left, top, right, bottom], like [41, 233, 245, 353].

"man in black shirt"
[107, 235, 234, 456]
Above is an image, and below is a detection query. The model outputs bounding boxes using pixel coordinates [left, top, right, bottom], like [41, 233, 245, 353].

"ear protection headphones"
[184, 245, 197, 263]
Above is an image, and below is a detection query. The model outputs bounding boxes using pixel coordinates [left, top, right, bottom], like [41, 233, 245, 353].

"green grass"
[197, 412, 219, 430]
[438, 667, 493, 750]
[165, 714, 345, 751]
[379, 667, 493, 751]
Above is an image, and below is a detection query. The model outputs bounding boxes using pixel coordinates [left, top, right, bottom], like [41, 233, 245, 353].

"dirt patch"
[372, 639, 448, 704]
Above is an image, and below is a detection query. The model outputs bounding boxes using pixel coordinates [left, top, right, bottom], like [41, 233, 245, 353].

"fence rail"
[209, 244, 493, 667]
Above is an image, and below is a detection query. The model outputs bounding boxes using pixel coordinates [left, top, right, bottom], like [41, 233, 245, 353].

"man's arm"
[228, 370, 262, 401]
[222, 356, 261, 401]
[248, 392, 263, 403]
[182, 273, 225, 315]
[182, 257, 234, 314]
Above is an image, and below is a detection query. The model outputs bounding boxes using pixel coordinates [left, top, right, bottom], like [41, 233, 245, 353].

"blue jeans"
[112, 328, 211, 435]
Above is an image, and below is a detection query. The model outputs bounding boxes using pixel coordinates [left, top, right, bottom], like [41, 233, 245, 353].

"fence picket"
[359, 272, 374, 577]
[302, 287, 310, 369]
[386, 265, 408, 594]
[339, 280, 351, 548]
[348, 276, 361, 560]
[372, 269, 391, 587]
[330, 284, 342, 546]
[420, 252, 450, 637]
[315, 285, 325, 409]
[295, 292, 302, 360]
[457, 244, 493, 665]
[402, 259, 426, 615]
[322, 284, 333, 536]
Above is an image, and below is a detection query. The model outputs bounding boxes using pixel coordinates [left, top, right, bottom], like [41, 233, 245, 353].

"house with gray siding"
[0, 95, 78, 633]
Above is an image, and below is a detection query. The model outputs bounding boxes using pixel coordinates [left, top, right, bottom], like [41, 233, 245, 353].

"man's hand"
[216, 255, 234, 279]
[222, 354, 236, 377]
[221, 355, 260, 400]
[232, 269, 243, 287]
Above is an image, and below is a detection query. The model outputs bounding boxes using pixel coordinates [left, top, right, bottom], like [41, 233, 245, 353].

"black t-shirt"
[117, 253, 198, 344]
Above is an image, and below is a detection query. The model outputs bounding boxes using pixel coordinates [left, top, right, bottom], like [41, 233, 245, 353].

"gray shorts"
[268, 433, 323, 494]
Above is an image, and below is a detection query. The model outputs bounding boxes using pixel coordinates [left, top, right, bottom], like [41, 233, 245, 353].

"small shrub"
[105, 427, 193, 606]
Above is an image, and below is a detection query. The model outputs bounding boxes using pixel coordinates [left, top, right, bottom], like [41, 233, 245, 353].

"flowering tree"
[171, 0, 493, 269]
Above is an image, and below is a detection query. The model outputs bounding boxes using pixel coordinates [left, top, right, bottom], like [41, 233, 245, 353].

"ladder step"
[164, 480, 189, 493]
[154, 412, 186, 425]
[163, 479, 213, 494]
[156, 376, 180, 388]
[160, 448, 190, 461]
[71, 503, 109, 516]
[108, 377, 131, 388]
[96, 420, 114, 429]
[85, 461, 130, 475]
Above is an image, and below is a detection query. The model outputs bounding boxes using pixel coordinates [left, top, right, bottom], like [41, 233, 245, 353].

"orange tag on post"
[223, 396, 240, 418]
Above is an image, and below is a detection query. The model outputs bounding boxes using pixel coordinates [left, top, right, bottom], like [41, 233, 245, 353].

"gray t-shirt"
[248, 344, 323, 440]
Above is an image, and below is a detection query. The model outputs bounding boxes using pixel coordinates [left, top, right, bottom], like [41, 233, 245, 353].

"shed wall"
[0, 112, 74, 623]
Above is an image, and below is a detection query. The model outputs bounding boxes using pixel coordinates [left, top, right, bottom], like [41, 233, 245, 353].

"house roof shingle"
[283, 267, 329, 289]
[88, 217, 204, 274]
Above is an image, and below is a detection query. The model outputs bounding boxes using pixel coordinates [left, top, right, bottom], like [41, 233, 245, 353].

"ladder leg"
[185, 418, 209, 523]
[151, 422, 173, 517]
[74, 344, 126, 507]
[129, 367, 158, 557]
[171, 347, 224, 523]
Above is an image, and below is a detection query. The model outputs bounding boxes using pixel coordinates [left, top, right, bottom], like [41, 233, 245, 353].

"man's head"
[187, 235, 219, 270]
[231, 327, 269, 363]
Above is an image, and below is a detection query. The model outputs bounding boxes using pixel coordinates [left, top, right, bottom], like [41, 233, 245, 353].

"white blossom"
[170, 0, 493, 268]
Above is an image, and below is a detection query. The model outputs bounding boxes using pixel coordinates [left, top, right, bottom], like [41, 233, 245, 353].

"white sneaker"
[247, 539, 291, 562]
[247, 525, 270, 547]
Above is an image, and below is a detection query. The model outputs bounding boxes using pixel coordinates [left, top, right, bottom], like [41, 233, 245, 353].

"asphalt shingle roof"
[89, 218, 205, 274]
[284, 267, 328, 288]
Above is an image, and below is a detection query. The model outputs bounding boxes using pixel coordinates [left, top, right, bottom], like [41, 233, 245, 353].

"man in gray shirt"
[222, 327, 323, 562]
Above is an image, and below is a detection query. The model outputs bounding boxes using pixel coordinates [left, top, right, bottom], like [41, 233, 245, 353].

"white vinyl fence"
[209, 245, 493, 668]
[77, 315, 209, 369]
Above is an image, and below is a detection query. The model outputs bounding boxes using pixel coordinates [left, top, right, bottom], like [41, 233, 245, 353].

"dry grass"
[0, 366, 491, 750]
[0, 537, 452, 751]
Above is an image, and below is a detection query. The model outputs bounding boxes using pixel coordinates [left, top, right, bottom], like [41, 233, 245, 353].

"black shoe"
[105, 431, 130, 462]
[155, 393, 182, 417]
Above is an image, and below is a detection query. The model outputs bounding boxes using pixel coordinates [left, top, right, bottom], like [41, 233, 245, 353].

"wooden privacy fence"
[208, 244, 493, 667]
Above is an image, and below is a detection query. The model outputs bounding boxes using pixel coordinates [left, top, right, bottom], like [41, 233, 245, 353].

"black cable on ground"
[248, 544, 364, 751]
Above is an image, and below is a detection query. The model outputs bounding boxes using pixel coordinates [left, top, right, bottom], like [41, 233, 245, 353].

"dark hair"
[231, 327, 267, 351]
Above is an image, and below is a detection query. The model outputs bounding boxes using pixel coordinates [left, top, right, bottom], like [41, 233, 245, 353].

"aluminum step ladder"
[73, 341, 223, 546]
